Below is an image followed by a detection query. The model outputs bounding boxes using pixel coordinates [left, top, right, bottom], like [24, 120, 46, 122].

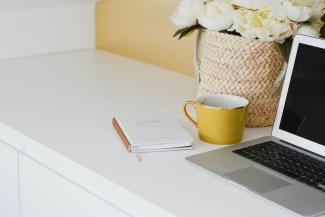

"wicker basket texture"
[197, 30, 284, 127]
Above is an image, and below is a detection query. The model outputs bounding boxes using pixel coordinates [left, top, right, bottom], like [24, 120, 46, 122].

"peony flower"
[233, 8, 295, 42]
[267, 0, 287, 20]
[283, 0, 324, 22]
[294, 24, 320, 37]
[198, 0, 235, 31]
[231, 0, 286, 19]
[311, 0, 325, 19]
[171, 0, 204, 27]
[293, 16, 324, 38]
[231, 0, 270, 10]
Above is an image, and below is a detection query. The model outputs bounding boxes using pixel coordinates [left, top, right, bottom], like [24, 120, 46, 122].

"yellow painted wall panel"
[96, 0, 195, 76]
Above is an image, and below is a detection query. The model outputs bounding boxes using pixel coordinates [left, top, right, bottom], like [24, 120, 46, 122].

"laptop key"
[233, 141, 325, 193]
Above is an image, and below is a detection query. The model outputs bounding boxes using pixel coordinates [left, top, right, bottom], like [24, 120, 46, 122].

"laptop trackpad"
[225, 167, 291, 194]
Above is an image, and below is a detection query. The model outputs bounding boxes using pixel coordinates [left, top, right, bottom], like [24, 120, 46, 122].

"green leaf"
[220, 30, 241, 37]
[178, 28, 194, 39]
[173, 27, 189, 38]
[172, 24, 203, 40]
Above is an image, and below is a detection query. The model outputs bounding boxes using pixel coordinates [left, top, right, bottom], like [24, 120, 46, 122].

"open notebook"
[112, 115, 193, 153]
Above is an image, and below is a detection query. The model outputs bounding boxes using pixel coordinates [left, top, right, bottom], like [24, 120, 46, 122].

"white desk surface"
[0, 50, 303, 217]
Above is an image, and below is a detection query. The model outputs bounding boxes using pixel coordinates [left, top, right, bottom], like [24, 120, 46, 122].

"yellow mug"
[183, 94, 249, 145]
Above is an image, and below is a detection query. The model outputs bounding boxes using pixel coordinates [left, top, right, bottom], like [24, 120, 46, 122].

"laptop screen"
[279, 43, 325, 145]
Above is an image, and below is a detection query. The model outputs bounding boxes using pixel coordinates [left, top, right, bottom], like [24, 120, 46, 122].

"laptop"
[186, 35, 325, 217]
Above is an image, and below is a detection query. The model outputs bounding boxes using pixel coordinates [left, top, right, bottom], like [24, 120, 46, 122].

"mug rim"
[196, 94, 249, 110]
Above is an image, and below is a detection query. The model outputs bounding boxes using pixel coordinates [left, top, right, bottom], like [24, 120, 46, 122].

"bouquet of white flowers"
[172, 0, 325, 57]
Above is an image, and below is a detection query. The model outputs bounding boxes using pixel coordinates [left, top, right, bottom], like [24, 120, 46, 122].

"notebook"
[112, 115, 193, 153]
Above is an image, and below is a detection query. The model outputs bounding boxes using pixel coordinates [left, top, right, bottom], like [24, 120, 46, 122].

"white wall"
[0, 1, 96, 60]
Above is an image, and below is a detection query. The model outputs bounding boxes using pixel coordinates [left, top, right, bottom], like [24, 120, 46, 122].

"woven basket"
[195, 30, 284, 127]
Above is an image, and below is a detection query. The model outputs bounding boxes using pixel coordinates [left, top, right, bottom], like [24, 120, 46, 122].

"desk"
[0, 50, 305, 217]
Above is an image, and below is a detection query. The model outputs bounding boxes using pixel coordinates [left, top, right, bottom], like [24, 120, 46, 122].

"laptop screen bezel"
[272, 35, 325, 158]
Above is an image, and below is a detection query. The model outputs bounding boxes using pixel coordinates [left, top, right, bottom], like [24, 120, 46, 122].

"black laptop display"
[280, 44, 325, 145]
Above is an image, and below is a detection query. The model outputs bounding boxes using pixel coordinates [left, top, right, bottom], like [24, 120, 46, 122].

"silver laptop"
[186, 35, 325, 217]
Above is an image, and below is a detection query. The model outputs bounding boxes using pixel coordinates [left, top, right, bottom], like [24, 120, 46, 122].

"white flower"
[293, 17, 324, 37]
[198, 0, 235, 31]
[312, 0, 325, 18]
[267, 0, 287, 20]
[171, 0, 204, 27]
[233, 8, 295, 42]
[283, 0, 324, 22]
[231, 0, 269, 9]
[294, 24, 320, 37]
[231, 0, 286, 19]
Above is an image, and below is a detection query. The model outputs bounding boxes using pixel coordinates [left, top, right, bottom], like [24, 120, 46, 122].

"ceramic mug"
[183, 94, 249, 145]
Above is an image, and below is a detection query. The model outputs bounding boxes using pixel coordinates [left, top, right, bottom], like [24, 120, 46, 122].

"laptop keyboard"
[233, 141, 325, 192]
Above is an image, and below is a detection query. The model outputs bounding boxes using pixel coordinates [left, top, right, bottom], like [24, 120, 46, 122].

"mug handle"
[183, 100, 198, 128]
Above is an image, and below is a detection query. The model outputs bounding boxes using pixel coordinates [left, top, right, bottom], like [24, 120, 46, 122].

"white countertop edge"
[0, 122, 178, 217]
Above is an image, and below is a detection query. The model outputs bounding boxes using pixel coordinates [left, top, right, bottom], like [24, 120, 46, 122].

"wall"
[0, 0, 96, 60]
[96, 0, 195, 77]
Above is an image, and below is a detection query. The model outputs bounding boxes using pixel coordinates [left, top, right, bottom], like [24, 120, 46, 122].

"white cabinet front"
[19, 155, 131, 217]
[0, 141, 20, 217]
